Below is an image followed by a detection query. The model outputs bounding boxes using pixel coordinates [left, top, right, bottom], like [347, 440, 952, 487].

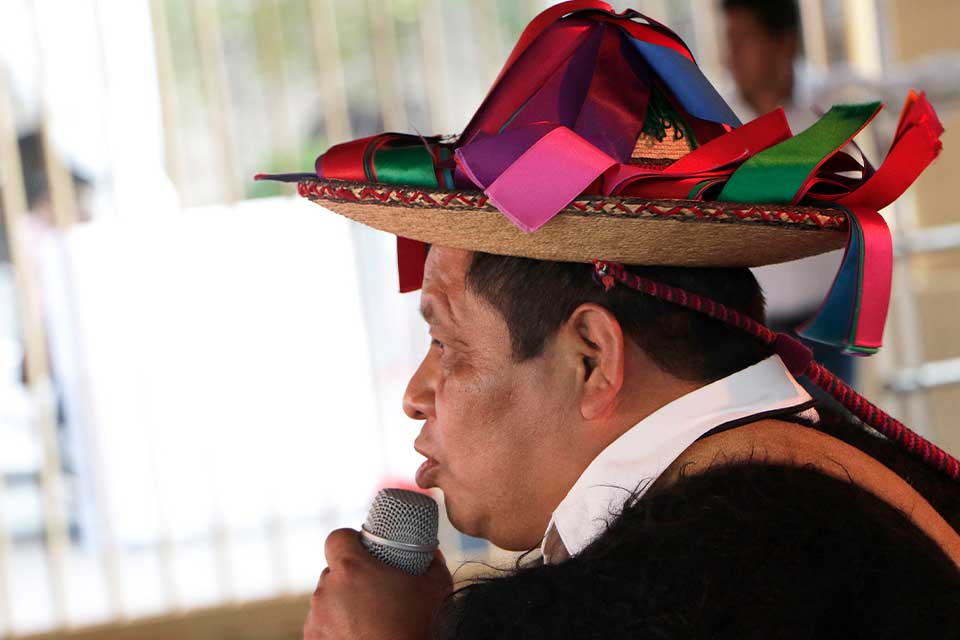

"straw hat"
[291, 178, 847, 267]
[257, 0, 941, 347]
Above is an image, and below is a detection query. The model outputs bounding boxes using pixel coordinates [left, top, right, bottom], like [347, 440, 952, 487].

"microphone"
[360, 488, 439, 576]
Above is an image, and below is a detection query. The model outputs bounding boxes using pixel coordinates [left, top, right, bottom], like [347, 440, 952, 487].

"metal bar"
[366, 0, 406, 132]
[0, 472, 8, 637]
[18, 3, 92, 628]
[190, 0, 239, 602]
[886, 247, 932, 428]
[80, 0, 146, 620]
[133, 8, 196, 610]
[467, 0, 505, 89]
[893, 223, 960, 257]
[308, 0, 353, 144]
[139, 414, 183, 612]
[0, 67, 70, 630]
[0, 386, 10, 633]
[0, 70, 17, 638]
[255, 0, 295, 154]
[255, 0, 295, 594]
[843, 0, 882, 78]
[689, 0, 722, 83]
[26, 1, 80, 232]
[192, 0, 242, 204]
[148, 0, 188, 202]
[416, 0, 453, 134]
[36, 124, 79, 231]
[799, 0, 830, 71]
[886, 357, 960, 394]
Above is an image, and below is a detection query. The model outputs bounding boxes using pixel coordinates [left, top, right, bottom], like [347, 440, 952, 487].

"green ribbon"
[372, 145, 439, 188]
[719, 102, 881, 204]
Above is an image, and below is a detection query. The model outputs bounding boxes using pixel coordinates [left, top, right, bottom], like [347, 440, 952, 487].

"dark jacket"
[436, 414, 960, 639]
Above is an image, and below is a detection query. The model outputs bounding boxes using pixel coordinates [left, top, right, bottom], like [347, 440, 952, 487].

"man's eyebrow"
[420, 295, 458, 328]
[419, 301, 437, 324]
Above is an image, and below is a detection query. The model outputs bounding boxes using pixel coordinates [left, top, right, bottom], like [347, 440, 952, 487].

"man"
[306, 250, 960, 638]
[723, 0, 806, 127]
[255, 2, 959, 637]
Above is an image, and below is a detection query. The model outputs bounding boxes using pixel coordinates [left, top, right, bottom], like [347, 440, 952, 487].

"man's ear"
[563, 303, 625, 421]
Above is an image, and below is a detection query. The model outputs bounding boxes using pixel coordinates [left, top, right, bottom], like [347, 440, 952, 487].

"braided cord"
[593, 260, 960, 482]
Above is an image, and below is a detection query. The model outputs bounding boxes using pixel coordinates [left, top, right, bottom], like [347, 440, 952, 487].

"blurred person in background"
[721, 0, 856, 389]
[723, 0, 811, 129]
[1, 130, 89, 394]
[0, 131, 90, 539]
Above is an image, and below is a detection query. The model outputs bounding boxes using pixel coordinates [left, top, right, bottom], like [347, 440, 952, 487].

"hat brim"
[298, 178, 848, 267]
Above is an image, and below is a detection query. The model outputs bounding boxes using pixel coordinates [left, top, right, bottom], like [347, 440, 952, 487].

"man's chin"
[442, 497, 478, 539]
[443, 499, 540, 551]
[441, 494, 487, 541]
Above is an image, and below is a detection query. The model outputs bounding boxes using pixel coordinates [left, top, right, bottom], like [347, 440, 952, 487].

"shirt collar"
[543, 355, 813, 559]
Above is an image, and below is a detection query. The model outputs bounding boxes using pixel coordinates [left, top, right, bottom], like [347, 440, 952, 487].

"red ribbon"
[460, 1, 693, 146]
[851, 206, 893, 350]
[836, 91, 944, 209]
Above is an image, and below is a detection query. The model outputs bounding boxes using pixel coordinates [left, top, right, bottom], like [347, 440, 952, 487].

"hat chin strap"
[592, 260, 960, 482]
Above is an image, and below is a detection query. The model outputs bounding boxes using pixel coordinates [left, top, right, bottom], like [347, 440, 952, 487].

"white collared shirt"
[543, 355, 814, 559]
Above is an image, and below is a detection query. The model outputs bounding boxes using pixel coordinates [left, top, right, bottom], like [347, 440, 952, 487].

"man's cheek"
[436, 380, 490, 433]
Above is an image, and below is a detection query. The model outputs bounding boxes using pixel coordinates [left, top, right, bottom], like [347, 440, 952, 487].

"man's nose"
[403, 357, 435, 421]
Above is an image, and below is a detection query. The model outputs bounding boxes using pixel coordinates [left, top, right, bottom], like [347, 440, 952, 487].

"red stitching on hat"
[299, 180, 847, 229]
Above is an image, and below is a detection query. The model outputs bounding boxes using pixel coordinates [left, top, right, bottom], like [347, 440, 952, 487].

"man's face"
[403, 247, 577, 550]
[723, 8, 794, 102]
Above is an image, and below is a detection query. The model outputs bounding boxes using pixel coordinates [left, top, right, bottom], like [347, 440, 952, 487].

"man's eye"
[431, 338, 445, 350]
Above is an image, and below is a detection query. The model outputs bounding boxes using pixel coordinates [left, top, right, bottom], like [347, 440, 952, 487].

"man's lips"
[415, 457, 439, 489]
[414, 435, 440, 489]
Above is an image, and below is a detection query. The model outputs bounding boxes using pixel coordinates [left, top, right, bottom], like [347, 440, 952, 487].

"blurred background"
[0, 0, 957, 638]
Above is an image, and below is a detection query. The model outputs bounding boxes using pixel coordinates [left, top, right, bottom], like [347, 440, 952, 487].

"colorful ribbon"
[460, 125, 618, 232]
[318, 133, 448, 188]
[797, 206, 892, 354]
[718, 102, 881, 204]
[835, 90, 944, 209]
[256, 3, 945, 354]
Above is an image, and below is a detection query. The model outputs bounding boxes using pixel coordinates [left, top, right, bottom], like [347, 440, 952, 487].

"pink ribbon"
[461, 125, 617, 232]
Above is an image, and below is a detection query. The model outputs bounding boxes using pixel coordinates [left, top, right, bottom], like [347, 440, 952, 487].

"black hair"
[0, 132, 90, 262]
[435, 461, 960, 639]
[465, 252, 771, 383]
[11, 131, 90, 210]
[721, 0, 800, 34]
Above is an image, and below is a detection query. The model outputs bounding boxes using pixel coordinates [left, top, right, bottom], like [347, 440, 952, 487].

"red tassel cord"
[593, 260, 960, 482]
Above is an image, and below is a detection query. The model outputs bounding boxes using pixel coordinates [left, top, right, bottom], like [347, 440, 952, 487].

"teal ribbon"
[796, 207, 873, 354]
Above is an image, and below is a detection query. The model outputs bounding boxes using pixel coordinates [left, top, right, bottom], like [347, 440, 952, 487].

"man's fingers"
[425, 549, 453, 587]
[313, 566, 331, 593]
[429, 548, 447, 574]
[324, 528, 366, 568]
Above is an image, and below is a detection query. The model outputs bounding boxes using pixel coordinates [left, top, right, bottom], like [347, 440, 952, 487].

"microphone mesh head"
[361, 488, 439, 576]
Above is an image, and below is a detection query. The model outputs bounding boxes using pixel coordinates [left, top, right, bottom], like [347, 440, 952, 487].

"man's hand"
[304, 528, 453, 640]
